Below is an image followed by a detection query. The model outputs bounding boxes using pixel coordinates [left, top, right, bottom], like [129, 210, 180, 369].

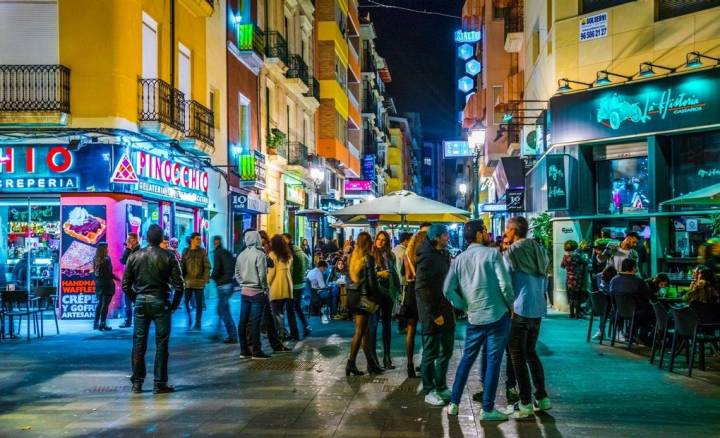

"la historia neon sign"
[596, 88, 705, 130]
[0, 146, 73, 173]
[454, 30, 481, 43]
[136, 151, 209, 193]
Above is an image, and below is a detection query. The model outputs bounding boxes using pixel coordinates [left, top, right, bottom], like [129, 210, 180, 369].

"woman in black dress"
[93, 243, 118, 331]
[402, 230, 427, 378]
[345, 232, 383, 376]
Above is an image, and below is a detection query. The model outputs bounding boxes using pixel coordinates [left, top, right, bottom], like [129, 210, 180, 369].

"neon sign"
[597, 88, 705, 130]
[135, 151, 209, 193]
[454, 30, 481, 43]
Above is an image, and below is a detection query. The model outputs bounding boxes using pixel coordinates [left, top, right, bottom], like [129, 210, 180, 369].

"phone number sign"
[579, 12, 608, 42]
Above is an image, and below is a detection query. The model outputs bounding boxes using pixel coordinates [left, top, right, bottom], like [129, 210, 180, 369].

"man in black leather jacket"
[122, 224, 184, 394]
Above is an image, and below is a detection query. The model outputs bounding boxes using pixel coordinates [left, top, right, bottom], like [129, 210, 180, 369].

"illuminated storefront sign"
[443, 141, 473, 158]
[454, 30, 481, 43]
[135, 151, 209, 193]
[231, 193, 269, 214]
[285, 185, 305, 205]
[551, 68, 720, 145]
[547, 155, 568, 211]
[345, 180, 372, 192]
[0, 144, 113, 192]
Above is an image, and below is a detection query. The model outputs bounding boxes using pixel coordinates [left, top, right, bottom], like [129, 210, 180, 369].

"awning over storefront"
[494, 156, 524, 199]
[660, 183, 720, 207]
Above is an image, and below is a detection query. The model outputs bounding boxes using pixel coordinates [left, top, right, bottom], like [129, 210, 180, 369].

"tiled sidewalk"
[1, 307, 720, 437]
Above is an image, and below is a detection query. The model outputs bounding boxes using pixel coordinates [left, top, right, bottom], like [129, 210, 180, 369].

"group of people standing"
[342, 218, 552, 421]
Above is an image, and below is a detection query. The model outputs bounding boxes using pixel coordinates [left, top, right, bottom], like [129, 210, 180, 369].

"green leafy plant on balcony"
[266, 128, 285, 153]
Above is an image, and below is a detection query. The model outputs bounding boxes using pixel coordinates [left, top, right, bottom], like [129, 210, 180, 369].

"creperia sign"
[550, 68, 720, 145]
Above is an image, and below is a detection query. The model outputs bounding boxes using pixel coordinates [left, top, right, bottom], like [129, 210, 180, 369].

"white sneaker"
[424, 390, 447, 406]
[592, 330, 602, 340]
[321, 314, 329, 324]
[446, 403, 459, 416]
[479, 409, 509, 421]
[617, 332, 627, 342]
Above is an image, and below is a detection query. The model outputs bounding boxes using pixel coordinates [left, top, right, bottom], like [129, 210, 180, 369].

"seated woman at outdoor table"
[685, 266, 720, 304]
[646, 273, 670, 299]
[328, 258, 350, 319]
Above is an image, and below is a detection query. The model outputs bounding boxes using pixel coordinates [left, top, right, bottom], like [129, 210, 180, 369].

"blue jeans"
[450, 314, 511, 411]
[216, 284, 236, 339]
[288, 288, 309, 338]
[238, 294, 266, 354]
[481, 345, 516, 389]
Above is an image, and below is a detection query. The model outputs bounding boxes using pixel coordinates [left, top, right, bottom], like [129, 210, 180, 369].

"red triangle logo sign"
[111, 153, 139, 184]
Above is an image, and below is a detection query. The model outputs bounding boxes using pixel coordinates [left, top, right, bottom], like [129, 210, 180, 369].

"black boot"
[367, 357, 384, 375]
[345, 360, 364, 376]
[383, 354, 396, 370]
[153, 384, 176, 394]
[131, 380, 143, 393]
[407, 363, 419, 378]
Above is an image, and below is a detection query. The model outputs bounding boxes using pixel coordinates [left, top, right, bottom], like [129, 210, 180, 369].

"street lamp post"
[309, 166, 324, 254]
[468, 127, 486, 219]
[458, 182, 468, 209]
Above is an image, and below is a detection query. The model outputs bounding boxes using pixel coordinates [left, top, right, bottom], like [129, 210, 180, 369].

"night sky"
[360, 0, 465, 141]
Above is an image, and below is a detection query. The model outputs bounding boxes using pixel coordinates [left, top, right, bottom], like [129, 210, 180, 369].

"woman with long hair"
[301, 238, 311, 256]
[93, 243, 118, 331]
[402, 230, 427, 378]
[268, 234, 294, 340]
[368, 230, 399, 369]
[346, 232, 383, 375]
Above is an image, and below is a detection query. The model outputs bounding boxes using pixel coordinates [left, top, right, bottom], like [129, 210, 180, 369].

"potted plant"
[530, 212, 554, 305]
[266, 128, 286, 155]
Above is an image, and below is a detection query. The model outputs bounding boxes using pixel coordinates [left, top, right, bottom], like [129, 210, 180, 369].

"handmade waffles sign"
[59, 205, 107, 319]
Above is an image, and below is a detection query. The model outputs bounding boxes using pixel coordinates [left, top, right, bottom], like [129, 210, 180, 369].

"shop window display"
[671, 131, 720, 199]
[597, 157, 649, 214]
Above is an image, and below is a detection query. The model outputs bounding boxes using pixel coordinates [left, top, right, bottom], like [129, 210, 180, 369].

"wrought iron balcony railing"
[288, 141, 308, 167]
[237, 23, 265, 55]
[362, 50, 377, 74]
[286, 54, 309, 86]
[186, 100, 214, 145]
[138, 78, 186, 132]
[363, 90, 378, 114]
[304, 76, 320, 99]
[0, 65, 70, 113]
[265, 31, 289, 65]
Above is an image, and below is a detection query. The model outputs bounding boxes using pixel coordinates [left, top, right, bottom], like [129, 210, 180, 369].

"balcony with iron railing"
[237, 23, 265, 55]
[286, 54, 309, 89]
[0, 65, 70, 124]
[265, 31, 289, 65]
[288, 141, 308, 167]
[304, 76, 320, 101]
[267, 127, 288, 159]
[138, 78, 186, 132]
[363, 90, 378, 115]
[186, 100, 214, 146]
[504, 1, 524, 53]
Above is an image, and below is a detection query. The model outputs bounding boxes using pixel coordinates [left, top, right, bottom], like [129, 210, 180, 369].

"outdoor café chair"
[32, 286, 59, 337]
[611, 294, 638, 348]
[650, 301, 674, 368]
[587, 291, 610, 344]
[669, 306, 720, 377]
[1, 290, 39, 342]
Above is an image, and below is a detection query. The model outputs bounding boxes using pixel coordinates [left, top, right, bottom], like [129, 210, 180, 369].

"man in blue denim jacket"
[503, 216, 552, 418]
[444, 220, 515, 421]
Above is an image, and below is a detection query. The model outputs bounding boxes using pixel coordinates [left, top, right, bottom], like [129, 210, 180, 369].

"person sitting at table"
[598, 266, 617, 295]
[609, 259, 653, 344]
[307, 260, 332, 320]
[685, 266, 720, 304]
[327, 257, 349, 319]
[646, 273, 670, 299]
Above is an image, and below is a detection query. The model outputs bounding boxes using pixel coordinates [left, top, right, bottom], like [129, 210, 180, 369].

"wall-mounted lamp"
[595, 70, 633, 86]
[638, 62, 675, 78]
[557, 78, 592, 93]
[686, 51, 720, 69]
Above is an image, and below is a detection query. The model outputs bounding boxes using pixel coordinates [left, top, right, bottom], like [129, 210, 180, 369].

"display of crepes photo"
[60, 240, 96, 277]
[62, 206, 107, 245]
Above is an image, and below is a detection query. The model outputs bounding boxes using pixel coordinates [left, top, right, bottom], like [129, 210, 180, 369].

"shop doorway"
[176, 207, 195, 254]
[0, 197, 61, 292]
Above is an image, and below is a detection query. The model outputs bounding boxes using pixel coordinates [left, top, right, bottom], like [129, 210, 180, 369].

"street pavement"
[1, 300, 720, 437]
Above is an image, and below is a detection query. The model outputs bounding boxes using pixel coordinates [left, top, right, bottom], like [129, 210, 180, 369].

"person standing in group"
[345, 232, 384, 376]
[211, 236, 237, 344]
[284, 233, 311, 340]
[235, 231, 289, 359]
[368, 231, 400, 370]
[443, 220, 514, 420]
[301, 238, 311, 257]
[393, 232, 411, 332]
[122, 224, 184, 394]
[93, 243, 119, 331]
[504, 216, 552, 418]
[181, 233, 211, 331]
[402, 230, 426, 378]
[268, 234, 294, 340]
[415, 224, 455, 407]
[119, 232, 140, 328]
[561, 240, 589, 319]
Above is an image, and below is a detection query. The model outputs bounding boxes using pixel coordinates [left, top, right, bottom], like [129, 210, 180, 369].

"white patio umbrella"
[330, 190, 471, 226]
